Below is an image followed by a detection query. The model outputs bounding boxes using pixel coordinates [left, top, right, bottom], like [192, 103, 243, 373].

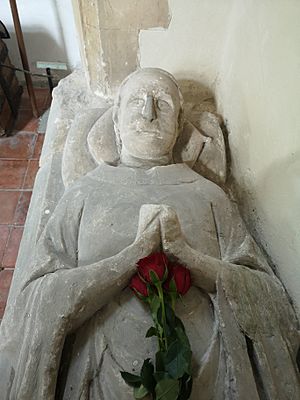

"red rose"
[164, 263, 191, 295]
[137, 252, 168, 283]
[130, 274, 149, 298]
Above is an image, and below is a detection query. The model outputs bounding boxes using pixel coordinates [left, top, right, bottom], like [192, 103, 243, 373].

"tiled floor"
[0, 88, 51, 319]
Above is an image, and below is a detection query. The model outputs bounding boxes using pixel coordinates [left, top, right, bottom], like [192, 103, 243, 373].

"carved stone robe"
[0, 163, 299, 399]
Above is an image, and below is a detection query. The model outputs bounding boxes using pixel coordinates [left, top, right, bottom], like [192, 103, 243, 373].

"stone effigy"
[0, 68, 299, 399]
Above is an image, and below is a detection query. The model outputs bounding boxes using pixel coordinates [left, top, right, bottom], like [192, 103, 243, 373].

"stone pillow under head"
[62, 106, 226, 188]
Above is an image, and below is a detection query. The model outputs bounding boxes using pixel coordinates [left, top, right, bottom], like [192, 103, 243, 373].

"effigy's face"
[118, 71, 181, 160]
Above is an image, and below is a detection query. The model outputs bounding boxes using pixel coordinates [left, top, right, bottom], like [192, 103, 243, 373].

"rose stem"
[157, 282, 168, 350]
[171, 293, 176, 312]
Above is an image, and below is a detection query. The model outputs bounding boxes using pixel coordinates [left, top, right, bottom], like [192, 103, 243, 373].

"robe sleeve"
[23, 185, 85, 286]
[211, 188, 300, 399]
[0, 186, 86, 400]
[211, 189, 272, 274]
[1, 180, 138, 399]
[211, 188, 298, 337]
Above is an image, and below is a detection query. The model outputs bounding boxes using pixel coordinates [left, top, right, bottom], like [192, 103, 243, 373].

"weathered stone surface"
[100, 28, 140, 88]
[73, 0, 170, 95]
[62, 108, 104, 188]
[97, 0, 170, 30]
[40, 69, 109, 167]
[0, 68, 299, 400]
[194, 111, 227, 185]
[61, 70, 225, 187]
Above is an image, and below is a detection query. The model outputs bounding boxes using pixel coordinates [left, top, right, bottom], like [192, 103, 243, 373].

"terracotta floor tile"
[32, 133, 45, 159]
[13, 191, 32, 225]
[23, 160, 39, 189]
[19, 88, 50, 111]
[15, 110, 39, 133]
[31, 87, 50, 99]
[36, 89, 52, 111]
[34, 88, 50, 96]
[19, 95, 31, 111]
[0, 160, 28, 189]
[0, 191, 20, 224]
[19, 93, 33, 111]
[2, 227, 23, 268]
[0, 269, 13, 318]
[0, 132, 36, 159]
[0, 225, 10, 264]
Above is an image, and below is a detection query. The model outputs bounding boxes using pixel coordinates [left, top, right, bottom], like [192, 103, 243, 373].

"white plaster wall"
[139, 0, 231, 86]
[216, 0, 300, 313]
[1, 0, 81, 83]
[140, 0, 300, 312]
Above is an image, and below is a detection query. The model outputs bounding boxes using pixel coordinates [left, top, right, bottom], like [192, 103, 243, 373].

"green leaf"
[140, 359, 155, 393]
[145, 326, 157, 338]
[165, 304, 185, 333]
[155, 350, 165, 372]
[155, 378, 180, 400]
[165, 302, 176, 328]
[150, 270, 160, 285]
[154, 372, 170, 382]
[174, 316, 186, 333]
[149, 295, 161, 322]
[147, 284, 156, 297]
[120, 371, 141, 388]
[162, 266, 169, 282]
[169, 278, 178, 294]
[164, 339, 192, 379]
[134, 384, 149, 399]
[132, 289, 149, 303]
[175, 326, 190, 351]
[178, 374, 193, 400]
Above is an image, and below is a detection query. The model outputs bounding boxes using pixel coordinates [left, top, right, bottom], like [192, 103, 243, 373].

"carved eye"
[129, 98, 144, 107]
[157, 99, 170, 111]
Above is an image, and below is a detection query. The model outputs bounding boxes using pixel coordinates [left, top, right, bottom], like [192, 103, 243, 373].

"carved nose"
[142, 95, 157, 122]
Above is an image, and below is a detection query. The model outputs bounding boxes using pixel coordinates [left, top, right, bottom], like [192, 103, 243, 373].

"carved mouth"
[135, 129, 163, 138]
[144, 132, 163, 139]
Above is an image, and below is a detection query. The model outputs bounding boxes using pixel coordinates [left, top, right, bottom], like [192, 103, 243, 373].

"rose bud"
[137, 252, 168, 283]
[164, 263, 191, 295]
[129, 274, 150, 298]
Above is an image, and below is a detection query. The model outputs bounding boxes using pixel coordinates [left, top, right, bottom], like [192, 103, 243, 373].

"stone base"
[8, 70, 109, 295]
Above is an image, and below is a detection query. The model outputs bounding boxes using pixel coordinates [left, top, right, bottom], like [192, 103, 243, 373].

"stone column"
[72, 0, 170, 97]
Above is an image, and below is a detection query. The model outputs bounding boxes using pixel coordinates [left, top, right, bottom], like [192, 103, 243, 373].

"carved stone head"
[63, 68, 226, 187]
[113, 68, 184, 165]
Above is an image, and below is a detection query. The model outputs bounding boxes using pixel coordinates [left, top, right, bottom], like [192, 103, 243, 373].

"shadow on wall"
[3, 29, 71, 86]
[178, 79, 216, 116]
[232, 152, 300, 240]
[228, 151, 300, 289]
[178, 79, 232, 182]
[254, 151, 300, 253]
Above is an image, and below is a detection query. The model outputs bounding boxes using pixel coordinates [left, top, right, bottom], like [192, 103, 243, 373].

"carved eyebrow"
[127, 91, 147, 102]
[156, 93, 173, 102]
[155, 93, 175, 110]
[128, 95, 144, 102]
[126, 90, 176, 109]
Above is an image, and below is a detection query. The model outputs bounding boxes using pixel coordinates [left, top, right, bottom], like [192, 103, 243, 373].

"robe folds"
[0, 163, 299, 399]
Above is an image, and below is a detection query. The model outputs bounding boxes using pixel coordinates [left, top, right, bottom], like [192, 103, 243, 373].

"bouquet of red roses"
[121, 252, 193, 400]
